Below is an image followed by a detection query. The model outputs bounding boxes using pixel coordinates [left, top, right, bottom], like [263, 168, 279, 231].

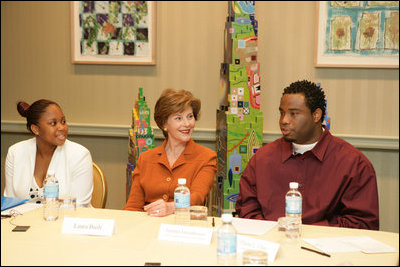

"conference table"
[1, 207, 398, 266]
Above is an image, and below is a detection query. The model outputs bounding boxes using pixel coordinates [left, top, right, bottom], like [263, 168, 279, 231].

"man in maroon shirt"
[235, 80, 379, 230]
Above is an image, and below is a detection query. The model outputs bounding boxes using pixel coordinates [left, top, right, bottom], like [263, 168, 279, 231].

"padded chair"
[91, 162, 107, 208]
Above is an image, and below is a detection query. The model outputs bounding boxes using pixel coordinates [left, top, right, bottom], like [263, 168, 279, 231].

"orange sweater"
[124, 139, 217, 211]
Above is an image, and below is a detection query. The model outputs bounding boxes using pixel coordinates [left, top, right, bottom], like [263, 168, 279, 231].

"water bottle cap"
[47, 170, 55, 176]
[289, 182, 298, 189]
[178, 178, 186, 185]
[221, 213, 233, 223]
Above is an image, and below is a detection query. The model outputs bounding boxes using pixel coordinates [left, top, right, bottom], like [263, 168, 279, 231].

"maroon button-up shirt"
[235, 127, 379, 230]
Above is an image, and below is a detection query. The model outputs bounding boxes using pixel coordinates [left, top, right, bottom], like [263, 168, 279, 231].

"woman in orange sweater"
[124, 89, 217, 217]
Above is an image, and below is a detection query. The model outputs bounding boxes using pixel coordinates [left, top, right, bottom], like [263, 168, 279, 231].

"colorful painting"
[315, 1, 399, 68]
[71, 1, 156, 65]
[212, 1, 263, 216]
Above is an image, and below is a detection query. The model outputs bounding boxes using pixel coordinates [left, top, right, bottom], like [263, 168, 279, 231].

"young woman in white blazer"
[4, 99, 93, 207]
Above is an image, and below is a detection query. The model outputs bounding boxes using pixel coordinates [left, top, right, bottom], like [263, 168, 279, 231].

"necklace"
[166, 143, 185, 167]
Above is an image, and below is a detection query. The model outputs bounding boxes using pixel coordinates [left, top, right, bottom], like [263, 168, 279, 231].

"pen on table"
[301, 246, 331, 257]
[212, 217, 215, 227]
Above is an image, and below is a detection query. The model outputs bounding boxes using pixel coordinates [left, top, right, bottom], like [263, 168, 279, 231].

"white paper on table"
[304, 236, 396, 254]
[343, 236, 396, 254]
[232, 217, 277, 235]
[237, 234, 280, 263]
[1, 203, 42, 215]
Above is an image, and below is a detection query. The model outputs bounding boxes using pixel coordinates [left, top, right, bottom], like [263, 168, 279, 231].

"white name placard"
[62, 217, 116, 237]
[158, 223, 213, 245]
[237, 235, 280, 263]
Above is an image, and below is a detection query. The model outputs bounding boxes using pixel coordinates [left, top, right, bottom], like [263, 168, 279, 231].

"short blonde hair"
[154, 88, 201, 138]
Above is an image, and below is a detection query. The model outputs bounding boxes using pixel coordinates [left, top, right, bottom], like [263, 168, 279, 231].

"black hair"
[282, 80, 326, 122]
[17, 99, 60, 134]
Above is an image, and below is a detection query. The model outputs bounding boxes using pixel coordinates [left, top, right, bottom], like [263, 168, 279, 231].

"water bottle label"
[174, 193, 190, 208]
[218, 235, 237, 254]
[44, 184, 59, 198]
[286, 196, 302, 214]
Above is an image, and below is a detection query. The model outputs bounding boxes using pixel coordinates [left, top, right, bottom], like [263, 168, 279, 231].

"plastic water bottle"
[285, 182, 302, 239]
[43, 170, 59, 221]
[217, 213, 237, 265]
[174, 178, 190, 225]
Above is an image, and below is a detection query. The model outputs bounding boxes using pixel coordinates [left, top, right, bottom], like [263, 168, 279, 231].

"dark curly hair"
[282, 80, 326, 123]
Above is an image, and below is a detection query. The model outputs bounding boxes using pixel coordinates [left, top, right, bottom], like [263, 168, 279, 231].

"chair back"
[91, 162, 107, 208]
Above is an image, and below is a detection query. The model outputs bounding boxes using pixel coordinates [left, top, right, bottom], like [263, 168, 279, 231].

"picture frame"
[314, 1, 399, 68]
[71, 1, 156, 65]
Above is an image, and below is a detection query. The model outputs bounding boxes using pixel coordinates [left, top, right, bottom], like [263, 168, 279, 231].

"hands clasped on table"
[144, 199, 174, 217]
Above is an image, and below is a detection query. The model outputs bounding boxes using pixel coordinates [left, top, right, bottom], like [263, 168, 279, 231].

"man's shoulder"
[328, 134, 371, 162]
[329, 134, 359, 153]
[255, 138, 284, 158]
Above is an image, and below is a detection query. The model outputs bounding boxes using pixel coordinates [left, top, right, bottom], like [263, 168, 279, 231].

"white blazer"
[4, 138, 93, 207]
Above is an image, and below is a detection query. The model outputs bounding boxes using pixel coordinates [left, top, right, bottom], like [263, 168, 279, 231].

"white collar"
[292, 141, 318, 155]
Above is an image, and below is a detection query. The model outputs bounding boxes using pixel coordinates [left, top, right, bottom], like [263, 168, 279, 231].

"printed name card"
[237, 235, 280, 263]
[62, 217, 116, 237]
[158, 223, 213, 245]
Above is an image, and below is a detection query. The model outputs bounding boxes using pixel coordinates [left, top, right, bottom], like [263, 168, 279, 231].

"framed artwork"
[71, 1, 156, 65]
[315, 1, 398, 68]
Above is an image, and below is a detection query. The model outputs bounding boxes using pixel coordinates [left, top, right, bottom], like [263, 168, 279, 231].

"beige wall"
[1, 2, 399, 232]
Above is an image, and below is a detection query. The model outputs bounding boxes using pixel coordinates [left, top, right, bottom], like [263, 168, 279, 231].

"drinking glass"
[59, 196, 76, 211]
[242, 250, 268, 266]
[190, 206, 208, 227]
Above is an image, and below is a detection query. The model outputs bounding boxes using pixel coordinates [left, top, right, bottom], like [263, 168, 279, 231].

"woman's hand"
[144, 199, 175, 217]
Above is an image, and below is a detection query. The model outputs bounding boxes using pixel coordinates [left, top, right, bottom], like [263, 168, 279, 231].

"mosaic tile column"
[211, 1, 263, 216]
[126, 88, 155, 200]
